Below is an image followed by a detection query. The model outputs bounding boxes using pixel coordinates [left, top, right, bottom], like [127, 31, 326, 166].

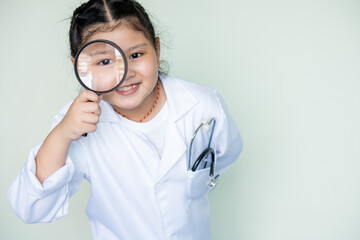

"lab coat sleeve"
[213, 90, 243, 175]
[7, 107, 86, 223]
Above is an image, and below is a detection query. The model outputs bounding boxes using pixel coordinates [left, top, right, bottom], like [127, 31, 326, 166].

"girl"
[8, 0, 243, 239]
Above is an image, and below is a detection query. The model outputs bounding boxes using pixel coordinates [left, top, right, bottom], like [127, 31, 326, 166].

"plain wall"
[1, 0, 359, 239]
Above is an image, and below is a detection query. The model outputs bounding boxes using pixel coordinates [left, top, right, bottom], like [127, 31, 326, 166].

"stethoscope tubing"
[188, 117, 216, 174]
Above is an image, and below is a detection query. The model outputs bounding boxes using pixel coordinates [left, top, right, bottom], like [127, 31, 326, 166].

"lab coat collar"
[99, 74, 198, 123]
[160, 74, 198, 121]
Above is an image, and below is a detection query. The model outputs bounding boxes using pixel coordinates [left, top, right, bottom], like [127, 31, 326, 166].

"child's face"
[87, 25, 160, 113]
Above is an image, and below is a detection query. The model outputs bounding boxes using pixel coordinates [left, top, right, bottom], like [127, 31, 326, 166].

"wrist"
[51, 123, 74, 145]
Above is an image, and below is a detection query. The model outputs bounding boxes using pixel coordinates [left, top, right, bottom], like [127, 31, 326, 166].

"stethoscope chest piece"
[209, 174, 220, 188]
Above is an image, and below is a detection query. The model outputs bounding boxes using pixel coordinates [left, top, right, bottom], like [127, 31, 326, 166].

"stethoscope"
[188, 117, 220, 188]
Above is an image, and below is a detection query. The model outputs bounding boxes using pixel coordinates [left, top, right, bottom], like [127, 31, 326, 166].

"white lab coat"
[8, 75, 243, 240]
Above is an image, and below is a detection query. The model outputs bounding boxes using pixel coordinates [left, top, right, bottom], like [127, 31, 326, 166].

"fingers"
[81, 112, 100, 124]
[58, 90, 103, 140]
[75, 91, 101, 131]
[73, 90, 101, 114]
[78, 90, 101, 103]
[81, 122, 98, 133]
[82, 102, 102, 115]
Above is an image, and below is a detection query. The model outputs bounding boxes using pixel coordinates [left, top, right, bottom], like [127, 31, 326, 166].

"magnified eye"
[130, 53, 142, 59]
[98, 59, 114, 65]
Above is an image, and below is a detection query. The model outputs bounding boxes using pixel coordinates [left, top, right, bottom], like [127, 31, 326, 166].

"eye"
[130, 53, 142, 59]
[98, 59, 114, 65]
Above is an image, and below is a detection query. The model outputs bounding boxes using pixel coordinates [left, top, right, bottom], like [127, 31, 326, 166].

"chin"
[110, 98, 141, 111]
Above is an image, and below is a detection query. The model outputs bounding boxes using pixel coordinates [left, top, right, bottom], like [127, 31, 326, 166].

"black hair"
[69, 0, 157, 58]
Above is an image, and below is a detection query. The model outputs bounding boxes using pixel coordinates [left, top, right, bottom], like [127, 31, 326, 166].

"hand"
[56, 90, 102, 141]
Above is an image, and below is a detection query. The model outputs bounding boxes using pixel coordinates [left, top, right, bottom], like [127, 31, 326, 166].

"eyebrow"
[126, 43, 148, 52]
[89, 50, 114, 57]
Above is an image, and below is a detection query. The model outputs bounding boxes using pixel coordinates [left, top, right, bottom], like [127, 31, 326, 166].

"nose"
[124, 61, 135, 81]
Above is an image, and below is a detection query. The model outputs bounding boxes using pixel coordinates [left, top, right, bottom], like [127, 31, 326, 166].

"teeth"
[118, 84, 137, 91]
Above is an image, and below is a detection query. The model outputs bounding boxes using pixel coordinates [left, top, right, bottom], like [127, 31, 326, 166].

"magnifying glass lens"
[75, 41, 126, 93]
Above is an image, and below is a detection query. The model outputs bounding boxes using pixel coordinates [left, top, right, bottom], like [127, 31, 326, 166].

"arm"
[7, 90, 101, 223]
[36, 90, 101, 183]
[213, 90, 243, 175]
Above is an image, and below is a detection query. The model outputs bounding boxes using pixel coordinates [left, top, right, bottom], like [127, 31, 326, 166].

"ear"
[71, 57, 75, 66]
[155, 37, 160, 68]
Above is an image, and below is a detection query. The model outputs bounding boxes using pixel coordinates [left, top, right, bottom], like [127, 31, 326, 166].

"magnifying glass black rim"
[74, 39, 128, 95]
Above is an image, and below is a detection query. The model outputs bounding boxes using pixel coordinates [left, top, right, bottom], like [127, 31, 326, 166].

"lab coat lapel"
[156, 120, 186, 182]
[155, 75, 198, 183]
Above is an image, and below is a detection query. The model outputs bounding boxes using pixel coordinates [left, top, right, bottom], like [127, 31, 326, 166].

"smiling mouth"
[117, 83, 139, 92]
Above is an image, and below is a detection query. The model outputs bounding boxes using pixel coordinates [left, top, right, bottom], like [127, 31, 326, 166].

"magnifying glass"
[74, 39, 128, 94]
[74, 39, 128, 136]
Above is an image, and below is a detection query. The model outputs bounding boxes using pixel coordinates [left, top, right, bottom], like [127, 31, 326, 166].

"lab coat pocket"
[187, 168, 213, 199]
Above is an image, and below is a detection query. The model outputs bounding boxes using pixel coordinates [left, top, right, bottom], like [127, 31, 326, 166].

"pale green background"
[1, 0, 359, 239]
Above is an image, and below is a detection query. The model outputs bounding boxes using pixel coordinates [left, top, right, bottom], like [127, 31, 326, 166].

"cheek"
[137, 63, 156, 76]
[101, 91, 116, 103]
[134, 56, 158, 77]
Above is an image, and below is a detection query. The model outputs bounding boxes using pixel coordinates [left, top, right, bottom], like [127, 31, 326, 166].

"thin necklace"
[114, 81, 160, 122]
